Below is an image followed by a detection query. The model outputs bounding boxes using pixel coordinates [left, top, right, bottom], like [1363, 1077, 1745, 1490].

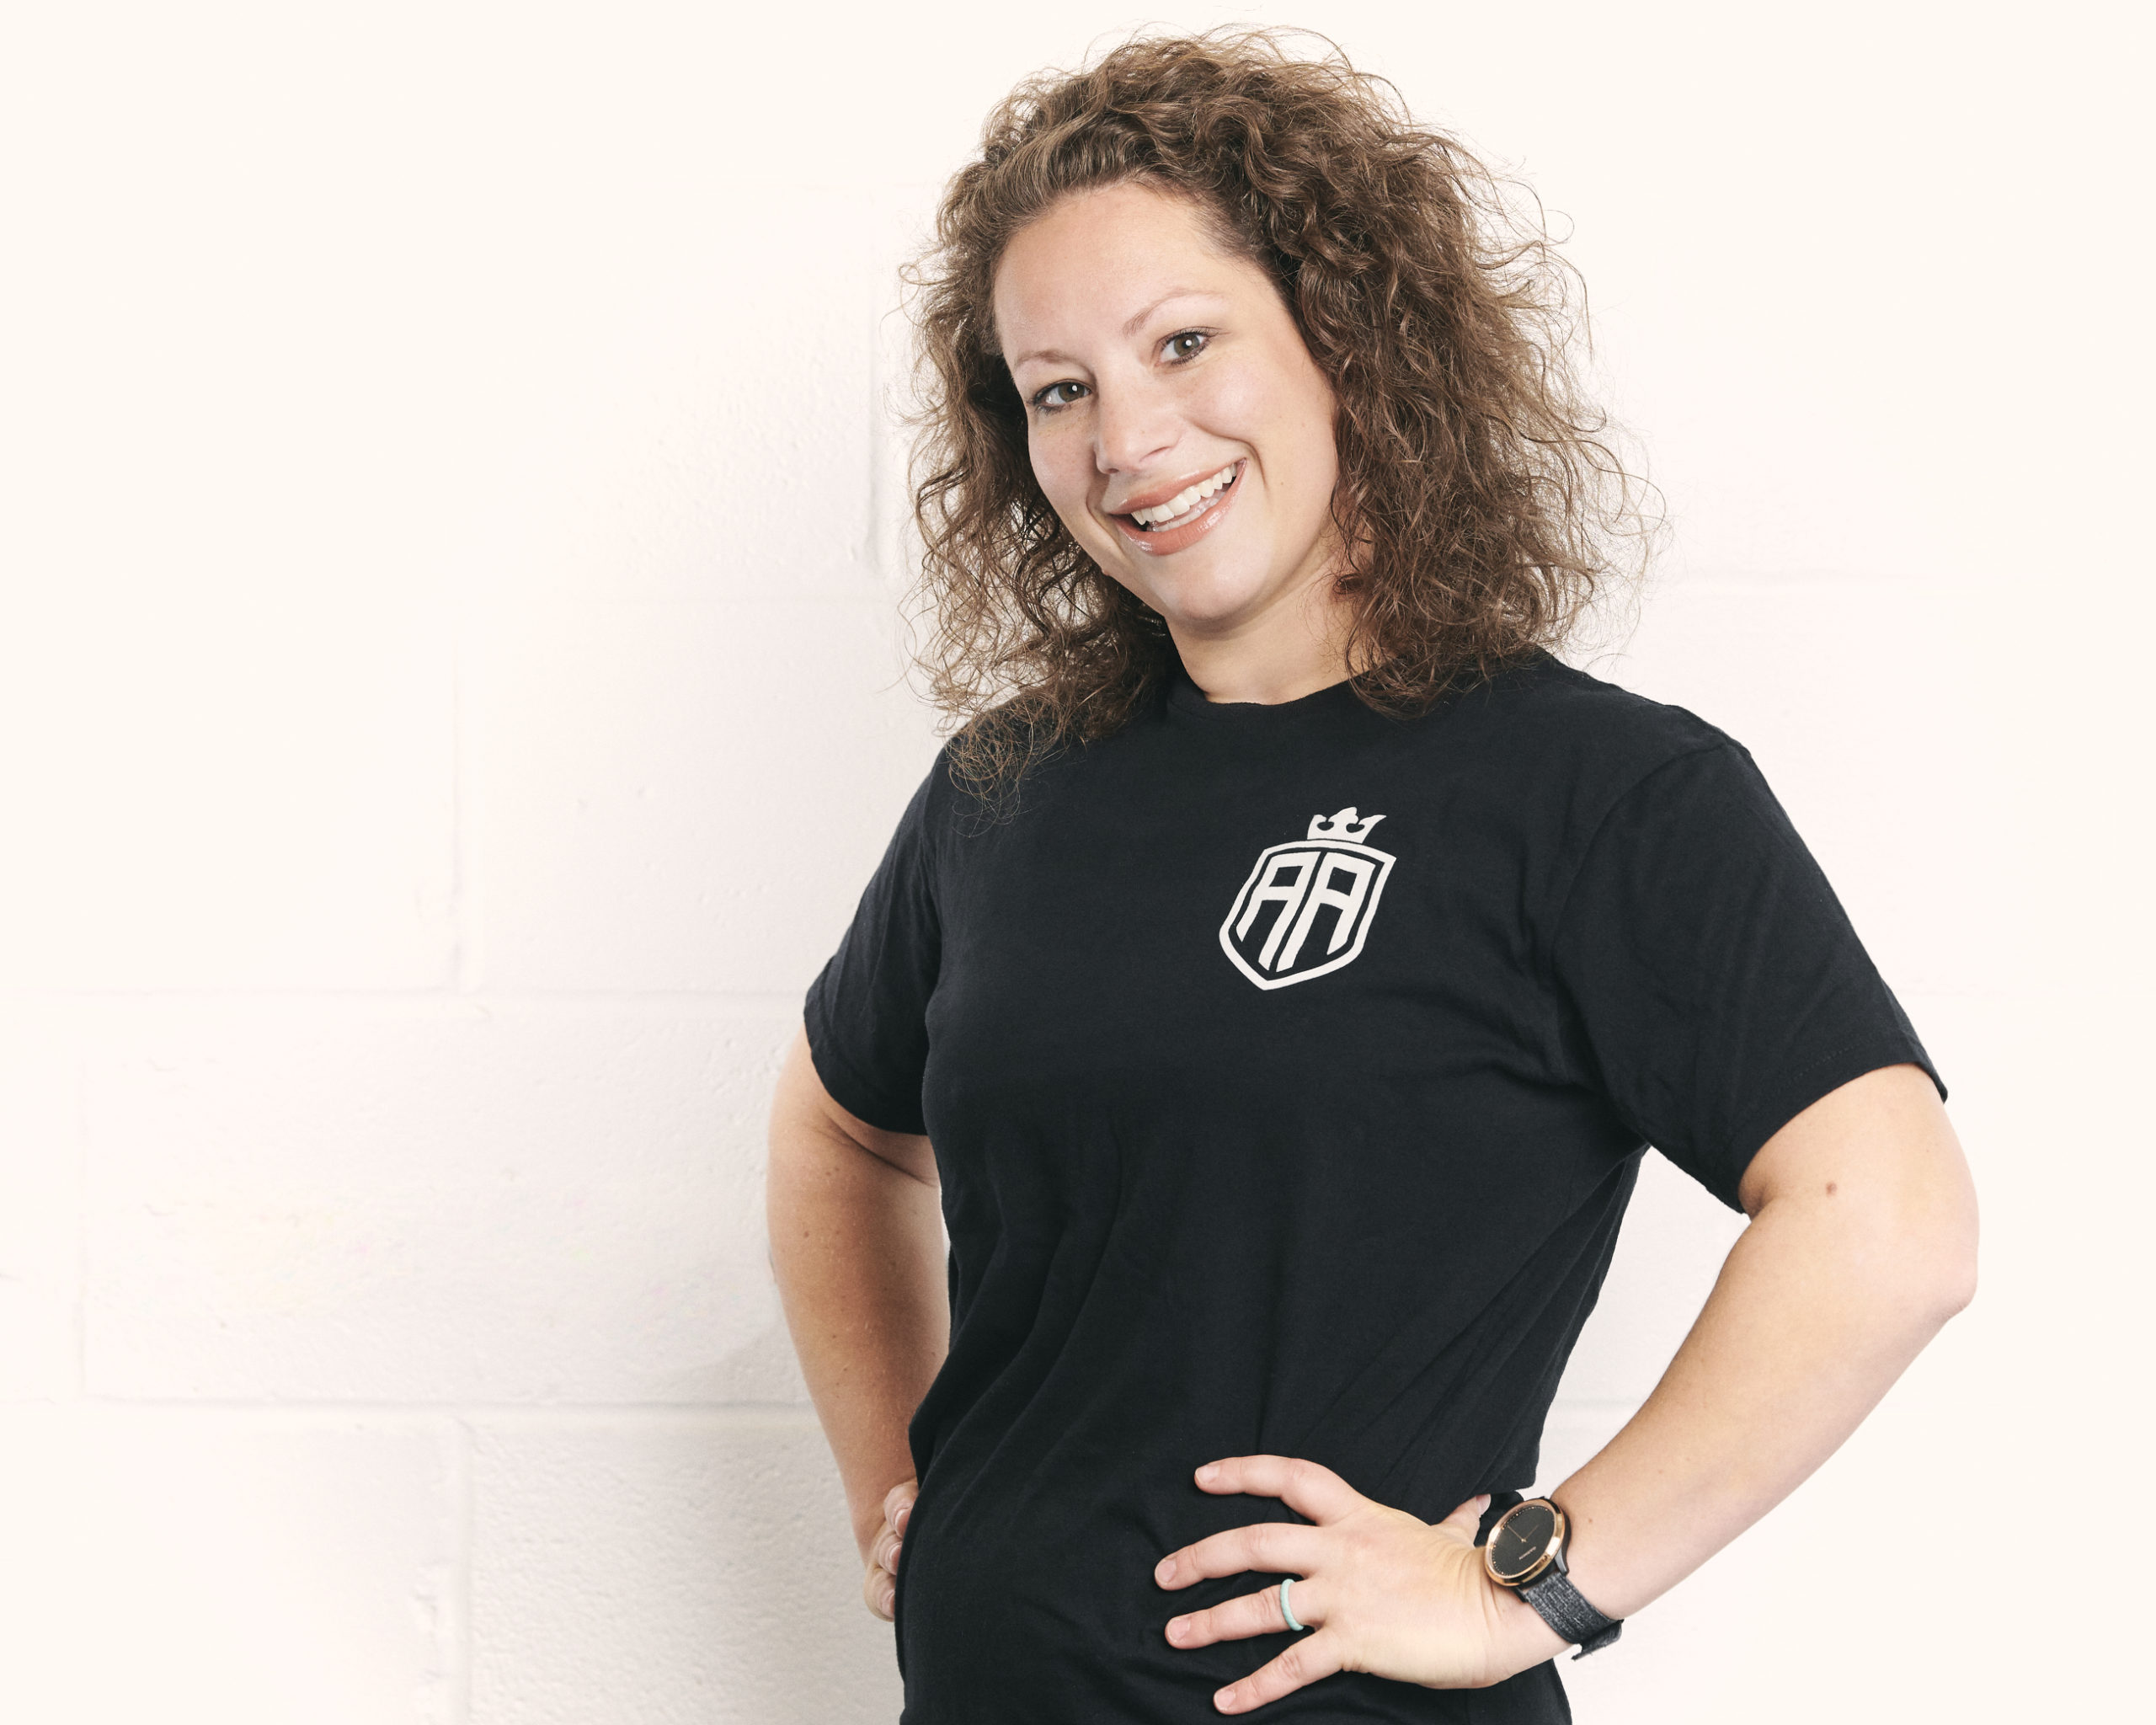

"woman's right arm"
[766, 1024, 949, 1618]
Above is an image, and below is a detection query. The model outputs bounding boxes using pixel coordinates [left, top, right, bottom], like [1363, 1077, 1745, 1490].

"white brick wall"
[3, 3, 2145, 1722]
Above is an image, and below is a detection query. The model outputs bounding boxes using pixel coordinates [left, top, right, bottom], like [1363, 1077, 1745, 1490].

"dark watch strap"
[1518, 1570, 1623, 1658]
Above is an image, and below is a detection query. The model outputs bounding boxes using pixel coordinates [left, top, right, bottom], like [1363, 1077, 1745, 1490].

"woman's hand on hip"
[1154, 1455, 1566, 1713]
[862, 1476, 917, 1622]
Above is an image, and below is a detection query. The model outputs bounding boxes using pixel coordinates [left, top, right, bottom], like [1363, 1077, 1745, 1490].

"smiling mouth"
[1113, 462, 1241, 533]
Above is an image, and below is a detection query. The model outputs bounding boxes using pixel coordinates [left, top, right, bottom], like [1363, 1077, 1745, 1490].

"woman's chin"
[1118, 555, 1282, 634]
[1153, 579, 1304, 641]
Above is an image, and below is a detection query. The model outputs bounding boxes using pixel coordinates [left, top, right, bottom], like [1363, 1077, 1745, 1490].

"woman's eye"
[1031, 380, 1089, 411]
[1162, 331, 1209, 362]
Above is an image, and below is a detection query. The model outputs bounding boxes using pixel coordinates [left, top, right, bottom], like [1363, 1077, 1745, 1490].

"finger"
[1438, 1493, 1492, 1538]
[1155, 1519, 1326, 1589]
[1166, 1577, 1321, 1648]
[1194, 1455, 1364, 1525]
[861, 1564, 895, 1622]
[1212, 1631, 1346, 1714]
[873, 1525, 903, 1576]
[883, 1477, 918, 1532]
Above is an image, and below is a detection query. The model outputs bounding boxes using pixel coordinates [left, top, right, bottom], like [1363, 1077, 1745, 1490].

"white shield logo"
[1219, 807, 1396, 991]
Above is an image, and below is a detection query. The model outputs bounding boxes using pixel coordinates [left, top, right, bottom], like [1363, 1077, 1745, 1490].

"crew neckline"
[1163, 664, 1365, 724]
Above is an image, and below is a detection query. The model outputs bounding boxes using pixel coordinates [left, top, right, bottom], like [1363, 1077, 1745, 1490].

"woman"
[767, 30, 1975, 1723]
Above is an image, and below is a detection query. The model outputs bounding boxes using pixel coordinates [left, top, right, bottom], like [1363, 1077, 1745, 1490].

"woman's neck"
[1167, 574, 1359, 705]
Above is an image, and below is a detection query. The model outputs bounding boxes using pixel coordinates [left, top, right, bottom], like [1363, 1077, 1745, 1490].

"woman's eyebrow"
[1121, 289, 1221, 336]
[1010, 345, 1081, 371]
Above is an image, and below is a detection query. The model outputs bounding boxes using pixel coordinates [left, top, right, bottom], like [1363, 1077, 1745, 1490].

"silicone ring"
[1279, 1577, 1307, 1633]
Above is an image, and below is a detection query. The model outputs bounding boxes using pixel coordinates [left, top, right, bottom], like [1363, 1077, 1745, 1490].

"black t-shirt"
[804, 654, 1940, 1724]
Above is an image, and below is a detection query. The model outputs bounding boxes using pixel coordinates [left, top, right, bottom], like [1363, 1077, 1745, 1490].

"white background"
[1, 2, 2148, 1720]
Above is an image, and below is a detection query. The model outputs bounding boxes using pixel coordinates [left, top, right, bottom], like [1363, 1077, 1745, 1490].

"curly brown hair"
[905, 28, 1653, 786]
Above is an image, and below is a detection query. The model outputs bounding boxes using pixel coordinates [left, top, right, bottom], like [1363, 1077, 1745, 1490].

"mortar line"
[863, 198, 883, 589]
[75, 1397, 825, 1427]
[448, 1413, 474, 1725]
[451, 619, 472, 995]
[70, 1052, 88, 1402]
[0, 988, 812, 1007]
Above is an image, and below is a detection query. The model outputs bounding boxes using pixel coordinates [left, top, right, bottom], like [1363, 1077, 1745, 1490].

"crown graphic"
[1307, 806, 1385, 844]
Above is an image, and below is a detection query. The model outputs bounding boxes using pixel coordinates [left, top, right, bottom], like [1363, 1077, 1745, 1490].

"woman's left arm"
[1155, 1063, 1978, 1712]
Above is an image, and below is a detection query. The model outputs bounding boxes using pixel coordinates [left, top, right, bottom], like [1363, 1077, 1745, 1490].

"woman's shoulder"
[908, 695, 1074, 842]
[1449, 651, 1737, 792]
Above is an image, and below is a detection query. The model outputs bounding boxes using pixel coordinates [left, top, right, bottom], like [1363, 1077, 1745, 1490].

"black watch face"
[1487, 1500, 1561, 1584]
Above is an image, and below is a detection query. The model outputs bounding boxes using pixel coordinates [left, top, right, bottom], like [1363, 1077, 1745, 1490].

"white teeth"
[1129, 462, 1238, 528]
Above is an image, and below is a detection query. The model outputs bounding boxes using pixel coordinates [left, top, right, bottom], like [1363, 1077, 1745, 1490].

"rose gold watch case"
[1483, 1498, 1567, 1589]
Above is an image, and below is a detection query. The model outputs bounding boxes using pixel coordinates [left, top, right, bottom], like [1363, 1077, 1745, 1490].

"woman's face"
[993, 182, 1343, 643]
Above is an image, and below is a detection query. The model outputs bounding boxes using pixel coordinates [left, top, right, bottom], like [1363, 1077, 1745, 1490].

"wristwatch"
[1481, 1498, 1623, 1658]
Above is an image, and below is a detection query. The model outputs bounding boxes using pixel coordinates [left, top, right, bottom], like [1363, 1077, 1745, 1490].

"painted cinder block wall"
[2, 3, 2147, 1721]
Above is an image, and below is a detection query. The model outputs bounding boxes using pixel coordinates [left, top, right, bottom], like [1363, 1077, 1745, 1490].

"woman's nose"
[1092, 377, 1180, 475]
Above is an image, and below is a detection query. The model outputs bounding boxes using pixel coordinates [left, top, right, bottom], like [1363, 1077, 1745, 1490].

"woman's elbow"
[1886, 1174, 1978, 1332]
[1800, 1161, 1978, 1337]
[1929, 1201, 1979, 1323]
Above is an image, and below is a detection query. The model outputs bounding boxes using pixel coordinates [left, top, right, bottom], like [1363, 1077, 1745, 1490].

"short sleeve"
[803, 763, 943, 1136]
[1550, 741, 1944, 1210]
